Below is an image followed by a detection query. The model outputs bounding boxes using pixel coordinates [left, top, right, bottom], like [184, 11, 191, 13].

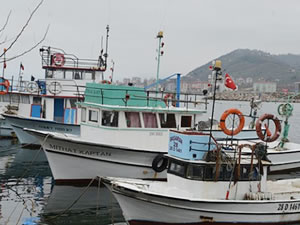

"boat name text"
[49, 144, 111, 157]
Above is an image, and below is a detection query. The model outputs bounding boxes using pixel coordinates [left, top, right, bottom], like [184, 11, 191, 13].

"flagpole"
[155, 31, 163, 99]
[208, 60, 222, 151]
[2, 49, 6, 78]
[18, 63, 22, 91]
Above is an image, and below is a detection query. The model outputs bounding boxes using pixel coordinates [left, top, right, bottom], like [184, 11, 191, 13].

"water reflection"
[0, 143, 124, 225]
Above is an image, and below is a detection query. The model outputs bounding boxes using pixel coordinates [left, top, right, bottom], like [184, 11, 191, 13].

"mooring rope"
[45, 176, 99, 222]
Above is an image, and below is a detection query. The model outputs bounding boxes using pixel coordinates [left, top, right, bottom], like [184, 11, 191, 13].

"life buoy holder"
[26, 81, 38, 93]
[256, 114, 281, 142]
[0, 79, 10, 95]
[101, 80, 111, 84]
[52, 53, 65, 67]
[220, 108, 245, 136]
[164, 93, 176, 107]
[152, 154, 168, 173]
[48, 81, 62, 95]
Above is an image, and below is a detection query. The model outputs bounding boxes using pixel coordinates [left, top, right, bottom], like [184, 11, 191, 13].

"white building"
[253, 81, 277, 93]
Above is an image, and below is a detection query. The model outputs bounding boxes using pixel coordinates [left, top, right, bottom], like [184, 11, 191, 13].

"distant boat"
[2, 44, 108, 146]
[103, 130, 300, 225]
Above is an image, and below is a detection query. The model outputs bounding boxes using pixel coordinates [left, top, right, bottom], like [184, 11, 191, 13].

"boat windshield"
[168, 158, 260, 182]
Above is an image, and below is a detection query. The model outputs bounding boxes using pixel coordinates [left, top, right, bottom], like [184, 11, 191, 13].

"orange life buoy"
[256, 114, 281, 142]
[220, 108, 245, 136]
[164, 93, 176, 107]
[0, 79, 10, 95]
[52, 53, 65, 67]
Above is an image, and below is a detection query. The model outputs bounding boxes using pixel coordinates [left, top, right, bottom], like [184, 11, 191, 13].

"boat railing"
[40, 46, 106, 72]
[85, 85, 208, 109]
[3, 77, 85, 98]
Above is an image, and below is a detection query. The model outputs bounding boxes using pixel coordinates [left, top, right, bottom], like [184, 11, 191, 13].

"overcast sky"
[1, 0, 300, 81]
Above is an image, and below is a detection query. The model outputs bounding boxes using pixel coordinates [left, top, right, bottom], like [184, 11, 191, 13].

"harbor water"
[1, 100, 300, 225]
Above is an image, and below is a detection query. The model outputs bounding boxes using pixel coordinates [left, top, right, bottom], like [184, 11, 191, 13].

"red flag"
[225, 73, 236, 90]
[3, 61, 6, 69]
[20, 63, 24, 70]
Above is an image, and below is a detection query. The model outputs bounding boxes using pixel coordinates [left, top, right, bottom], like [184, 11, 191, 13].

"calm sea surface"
[0, 100, 300, 225]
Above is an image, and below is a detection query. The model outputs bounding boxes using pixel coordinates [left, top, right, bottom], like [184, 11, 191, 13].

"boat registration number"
[149, 132, 163, 136]
[277, 203, 300, 211]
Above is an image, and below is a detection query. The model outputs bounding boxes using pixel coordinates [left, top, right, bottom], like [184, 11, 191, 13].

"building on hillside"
[190, 81, 210, 92]
[295, 82, 300, 93]
[132, 77, 142, 86]
[253, 81, 277, 93]
[123, 78, 131, 85]
[236, 78, 245, 85]
[246, 77, 253, 84]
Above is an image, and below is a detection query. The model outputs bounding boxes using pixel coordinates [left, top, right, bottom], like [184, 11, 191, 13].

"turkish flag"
[225, 73, 236, 90]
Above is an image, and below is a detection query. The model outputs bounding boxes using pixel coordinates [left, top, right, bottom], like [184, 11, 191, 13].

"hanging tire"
[152, 154, 168, 173]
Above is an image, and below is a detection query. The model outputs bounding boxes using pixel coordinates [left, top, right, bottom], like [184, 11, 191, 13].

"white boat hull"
[29, 130, 166, 182]
[107, 180, 300, 225]
[4, 114, 79, 146]
[267, 143, 300, 172]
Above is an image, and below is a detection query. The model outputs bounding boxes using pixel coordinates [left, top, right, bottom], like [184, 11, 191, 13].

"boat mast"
[208, 60, 222, 151]
[155, 31, 164, 97]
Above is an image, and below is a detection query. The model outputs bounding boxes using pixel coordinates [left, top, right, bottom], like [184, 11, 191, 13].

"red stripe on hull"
[129, 220, 300, 225]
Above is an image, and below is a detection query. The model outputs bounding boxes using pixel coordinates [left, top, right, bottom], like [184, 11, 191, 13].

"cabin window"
[55, 71, 64, 79]
[83, 71, 95, 80]
[65, 71, 73, 80]
[222, 165, 233, 180]
[88, 109, 99, 123]
[74, 72, 82, 80]
[102, 111, 118, 127]
[2, 94, 10, 102]
[159, 113, 176, 128]
[81, 108, 86, 122]
[11, 94, 20, 103]
[204, 165, 215, 181]
[187, 165, 204, 180]
[33, 97, 42, 104]
[240, 165, 259, 181]
[125, 112, 141, 128]
[20, 95, 30, 104]
[65, 98, 77, 108]
[168, 160, 186, 177]
[181, 116, 192, 127]
[143, 113, 158, 128]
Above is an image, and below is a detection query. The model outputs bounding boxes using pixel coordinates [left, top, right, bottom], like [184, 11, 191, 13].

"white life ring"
[48, 81, 62, 95]
[26, 81, 38, 93]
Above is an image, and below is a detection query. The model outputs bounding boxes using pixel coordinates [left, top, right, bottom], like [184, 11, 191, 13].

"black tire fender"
[152, 154, 168, 173]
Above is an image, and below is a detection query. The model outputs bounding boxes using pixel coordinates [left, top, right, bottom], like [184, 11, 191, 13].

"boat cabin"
[78, 83, 207, 151]
[1, 46, 106, 125]
[166, 130, 269, 200]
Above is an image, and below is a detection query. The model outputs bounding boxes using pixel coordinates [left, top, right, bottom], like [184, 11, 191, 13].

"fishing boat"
[2, 41, 109, 146]
[0, 26, 110, 144]
[25, 82, 208, 182]
[103, 129, 300, 225]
